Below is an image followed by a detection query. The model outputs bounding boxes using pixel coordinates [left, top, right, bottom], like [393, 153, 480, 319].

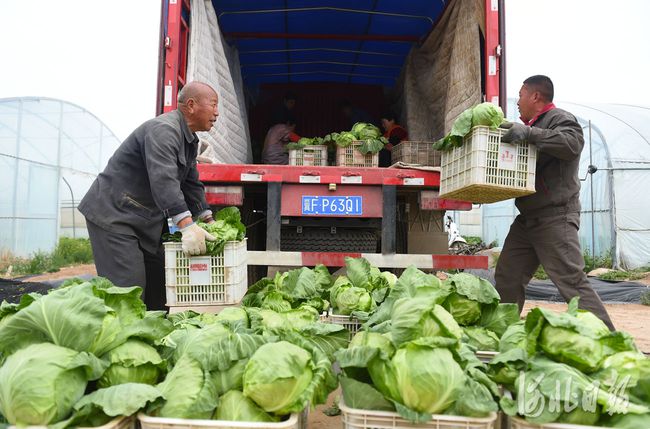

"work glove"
[499, 122, 531, 143]
[180, 222, 216, 256]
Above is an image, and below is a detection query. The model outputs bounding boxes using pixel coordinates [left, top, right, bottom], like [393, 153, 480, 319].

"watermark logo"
[517, 371, 631, 417]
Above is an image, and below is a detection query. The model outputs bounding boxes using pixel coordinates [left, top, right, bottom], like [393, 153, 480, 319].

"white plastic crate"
[340, 400, 498, 429]
[137, 409, 305, 429]
[8, 416, 134, 429]
[476, 350, 498, 363]
[164, 239, 247, 307]
[329, 313, 362, 340]
[391, 141, 441, 166]
[289, 145, 328, 166]
[439, 126, 537, 204]
[336, 142, 379, 167]
[509, 416, 601, 429]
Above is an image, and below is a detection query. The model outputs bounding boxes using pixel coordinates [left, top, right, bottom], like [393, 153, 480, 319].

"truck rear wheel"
[281, 228, 378, 253]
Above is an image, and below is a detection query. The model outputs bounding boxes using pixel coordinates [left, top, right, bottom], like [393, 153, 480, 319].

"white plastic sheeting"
[479, 101, 650, 270]
[0, 97, 120, 256]
[187, 0, 252, 164]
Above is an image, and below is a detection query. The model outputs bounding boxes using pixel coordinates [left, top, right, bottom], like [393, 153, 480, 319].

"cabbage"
[443, 292, 481, 325]
[370, 340, 466, 414]
[98, 339, 164, 387]
[389, 297, 462, 346]
[243, 341, 314, 414]
[334, 286, 375, 315]
[0, 343, 106, 426]
[471, 102, 505, 128]
[214, 390, 278, 422]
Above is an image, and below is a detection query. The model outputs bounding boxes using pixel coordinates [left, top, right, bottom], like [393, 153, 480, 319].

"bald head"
[178, 81, 217, 105]
[177, 82, 219, 133]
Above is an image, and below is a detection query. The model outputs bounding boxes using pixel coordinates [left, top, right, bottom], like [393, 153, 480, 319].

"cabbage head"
[214, 390, 279, 422]
[334, 286, 375, 315]
[390, 297, 462, 346]
[98, 339, 164, 388]
[351, 122, 381, 140]
[243, 341, 314, 414]
[471, 102, 505, 128]
[369, 340, 465, 414]
[0, 342, 106, 426]
[443, 292, 481, 325]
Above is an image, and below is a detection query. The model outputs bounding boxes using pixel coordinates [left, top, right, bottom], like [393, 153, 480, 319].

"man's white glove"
[180, 222, 216, 256]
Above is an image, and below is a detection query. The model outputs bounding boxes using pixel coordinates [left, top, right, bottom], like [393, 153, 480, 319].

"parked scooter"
[445, 215, 467, 249]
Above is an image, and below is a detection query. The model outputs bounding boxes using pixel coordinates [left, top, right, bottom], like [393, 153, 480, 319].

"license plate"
[301, 196, 362, 216]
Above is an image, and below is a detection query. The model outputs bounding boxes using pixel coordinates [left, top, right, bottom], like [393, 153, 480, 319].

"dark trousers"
[495, 213, 615, 330]
[86, 220, 167, 311]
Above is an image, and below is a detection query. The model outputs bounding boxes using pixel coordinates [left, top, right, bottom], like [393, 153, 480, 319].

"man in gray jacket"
[495, 75, 614, 330]
[79, 81, 218, 310]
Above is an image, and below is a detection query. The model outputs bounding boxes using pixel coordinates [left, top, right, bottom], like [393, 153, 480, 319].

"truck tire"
[281, 229, 378, 253]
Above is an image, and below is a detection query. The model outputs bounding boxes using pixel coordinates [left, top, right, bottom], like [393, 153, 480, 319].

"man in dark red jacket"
[496, 75, 614, 330]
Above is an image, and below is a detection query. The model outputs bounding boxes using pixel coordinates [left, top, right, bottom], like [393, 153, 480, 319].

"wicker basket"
[289, 145, 328, 166]
[336, 142, 379, 167]
[392, 140, 441, 166]
[439, 126, 537, 203]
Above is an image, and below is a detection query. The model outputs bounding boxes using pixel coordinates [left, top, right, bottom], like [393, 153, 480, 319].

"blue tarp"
[210, 0, 447, 86]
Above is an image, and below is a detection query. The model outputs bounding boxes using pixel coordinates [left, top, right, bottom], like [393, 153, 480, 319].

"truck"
[156, 0, 506, 281]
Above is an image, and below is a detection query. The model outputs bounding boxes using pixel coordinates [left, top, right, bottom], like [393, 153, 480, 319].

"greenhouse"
[0, 97, 120, 257]
[470, 100, 650, 270]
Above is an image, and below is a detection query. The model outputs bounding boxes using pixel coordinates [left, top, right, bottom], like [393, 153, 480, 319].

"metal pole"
[589, 121, 595, 265]
[61, 176, 75, 239]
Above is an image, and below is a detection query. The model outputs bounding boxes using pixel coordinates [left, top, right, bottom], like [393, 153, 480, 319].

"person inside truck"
[379, 110, 409, 167]
[339, 99, 374, 129]
[78, 81, 219, 311]
[270, 91, 297, 127]
[494, 75, 615, 330]
[261, 119, 301, 165]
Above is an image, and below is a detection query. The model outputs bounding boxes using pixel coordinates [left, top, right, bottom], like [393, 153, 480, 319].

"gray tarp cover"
[465, 268, 648, 304]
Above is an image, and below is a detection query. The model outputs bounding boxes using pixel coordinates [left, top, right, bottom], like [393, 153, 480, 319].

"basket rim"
[137, 411, 300, 428]
[509, 416, 602, 429]
[338, 399, 498, 423]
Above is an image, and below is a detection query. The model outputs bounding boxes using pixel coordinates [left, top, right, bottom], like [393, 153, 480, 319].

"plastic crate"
[137, 410, 305, 429]
[322, 312, 362, 341]
[340, 400, 498, 429]
[8, 416, 134, 429]
[289, 145, 328, 166]
[476, 350, 498, 363]
[336, 142, 379, 167]
[439, 126, 537, 204]
[509, 416, 601, 429]
[391, 141, 441, 166]
[164, 239, 247, 308]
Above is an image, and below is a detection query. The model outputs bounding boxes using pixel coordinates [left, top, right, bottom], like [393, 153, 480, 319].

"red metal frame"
[485, 0, 501, 106]
[198, 164, 440, 187]
[162, 0, 190, 113]
[419, 191, 472, 211]
[280, 184, 383, 217]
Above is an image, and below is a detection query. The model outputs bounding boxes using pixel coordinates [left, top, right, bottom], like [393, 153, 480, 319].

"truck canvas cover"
[180, 0, 487, 163]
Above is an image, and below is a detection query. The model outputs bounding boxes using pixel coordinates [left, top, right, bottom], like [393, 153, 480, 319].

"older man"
[79, 81, 218, 310]
[496, 75, 614, 330]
